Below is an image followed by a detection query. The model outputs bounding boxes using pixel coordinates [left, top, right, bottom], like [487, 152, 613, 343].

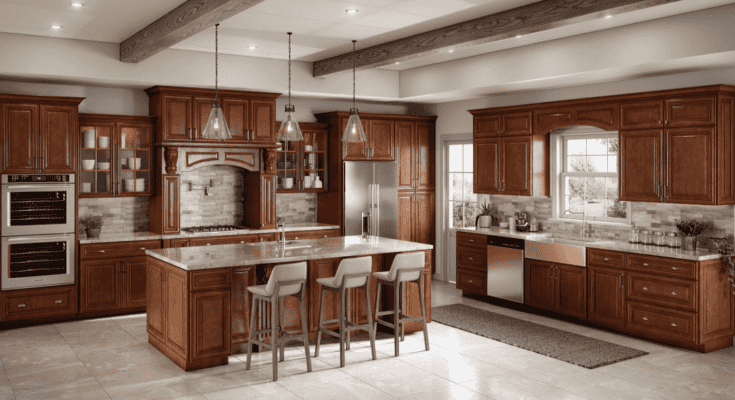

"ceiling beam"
[312, 0, 683, 77]
[120, 0, 266, 63]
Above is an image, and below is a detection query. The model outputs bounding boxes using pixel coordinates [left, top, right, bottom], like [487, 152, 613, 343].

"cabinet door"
[473, 138, 500, 194]
[620, 100, 664, 130]
[164, 267, 188, 357]
[397, 191, 415, 242]
[222, 97, 250, 143]
[80, 259, 121, 312]
[2, 103, 38, 173]
[190, 290, 231, 360]
[251, 100, 275, 141]
[665, 95, 716, 128]
[39, 104, 76, 173]
[524, 260, 554, 311]
[415, 121, 434, 191]
[718, 94, 735, 205]
[308, 258, 341, 332]
[619, 130, 662, 202]
[261, 174, 276, 229]
[588, 266, 626, 329]
[395, 121, 414, 189]
[554, 264, 587, 319]
[415, 191, 434, 246]
[118, 122, 153, 196]
[231, 266, 254, 350]
[79, 120, 115, 197]
[122, 258, 147, 309]
[161, 94, 192, 142]
[663, 127, 715, 204]
[368, 119, 394, 160]
[147, 261, 165, 340]
[501, 112, 532, 135]
[501, 136, 531, 196]
[341, 117, 368, 160]
[474, 115, 501, 137]
[193, 95, 216, 142]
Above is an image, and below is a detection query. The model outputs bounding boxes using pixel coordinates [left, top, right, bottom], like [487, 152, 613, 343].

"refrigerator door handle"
[375, 184, 380, 237]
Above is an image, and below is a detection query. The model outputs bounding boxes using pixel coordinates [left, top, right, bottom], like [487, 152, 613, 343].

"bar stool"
[245, 262, 312, 381]
[314, 256, 377, 367]
[373, 252, 429, 356]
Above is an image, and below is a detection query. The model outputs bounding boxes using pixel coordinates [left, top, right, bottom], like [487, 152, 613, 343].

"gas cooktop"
[182, 225, 245, 233]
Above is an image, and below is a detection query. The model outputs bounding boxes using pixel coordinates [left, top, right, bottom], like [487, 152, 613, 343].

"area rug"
[431, 304, 648, 369]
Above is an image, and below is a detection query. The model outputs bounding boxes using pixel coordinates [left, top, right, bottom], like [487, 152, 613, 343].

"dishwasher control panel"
[487, 235, 525, 250]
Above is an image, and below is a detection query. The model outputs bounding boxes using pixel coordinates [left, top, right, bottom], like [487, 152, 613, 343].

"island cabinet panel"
[231, 266, 255, 354]
[308, 258, 341, 332]
[190, 290, 231, 360]
[401, 250, 433, 331]
[147, 261, 165, 340]
[164, 267, 188, 357]
[587, 265, 626, 329]
[352, 254, 382, 327]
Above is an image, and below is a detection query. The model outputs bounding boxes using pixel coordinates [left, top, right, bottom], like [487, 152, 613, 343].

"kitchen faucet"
[564, 208, 590, 238]
[276, 217, 286, 245]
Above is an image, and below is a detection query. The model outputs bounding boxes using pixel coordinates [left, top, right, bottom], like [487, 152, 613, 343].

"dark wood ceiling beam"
[120, 0, 266, 63]
[312, 0, 683, 77]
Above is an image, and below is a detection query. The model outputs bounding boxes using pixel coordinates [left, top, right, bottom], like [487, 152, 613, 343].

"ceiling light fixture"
[248, 45, 257, 50]
[448, 49, 454, 53]
[51, 25, 62, 29]
[605, 15, 613, 19]
[276, 32, 304, 142]
[201, 24, 232, 140]
[342, 40, 366, 148]
[346, 8, 359, 15]
[71, 2, 83, 7]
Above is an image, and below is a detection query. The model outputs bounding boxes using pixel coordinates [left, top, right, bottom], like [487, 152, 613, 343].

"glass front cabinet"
[275, 122, 328, 193]
[78, 114, 153, 197]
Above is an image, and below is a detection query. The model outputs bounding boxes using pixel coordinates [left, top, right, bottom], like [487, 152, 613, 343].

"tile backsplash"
[480, 194, 734, 242]
[276, 192, 317, 223]
[78, 197, 150, 235]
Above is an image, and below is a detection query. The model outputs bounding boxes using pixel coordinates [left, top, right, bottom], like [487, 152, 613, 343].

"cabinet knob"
[642, 263, 649, 266]
[642, 317, 648, 321]
[17, 304, 25, 308]
[643, 287, 648, 291]
[671, 267, 678, 271]
[55, 300, 62, 304]
[671, 292, 677, 296]
[139, 247, 145, 250]
[604, 258, 609, 261]
[469, 239, 474, 242]
[671, 323, 677, 327]
[468, 257, 473, 261]
[468, 279, 473, 283]
[98, 250, 105, 253]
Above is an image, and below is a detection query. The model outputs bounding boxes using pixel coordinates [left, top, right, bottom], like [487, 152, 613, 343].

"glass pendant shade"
[277, 104, 304, 141]
[201, 101, 232, 140]
[342, 108, 366, 143]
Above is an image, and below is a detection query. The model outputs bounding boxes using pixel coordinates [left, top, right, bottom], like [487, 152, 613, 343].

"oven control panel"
[3, 174, 74, 183]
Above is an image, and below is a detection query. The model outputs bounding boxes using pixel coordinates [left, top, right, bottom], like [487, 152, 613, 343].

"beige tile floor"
[1, 280, 734, 399]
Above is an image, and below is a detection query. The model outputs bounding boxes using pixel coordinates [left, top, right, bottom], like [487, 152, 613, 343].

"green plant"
[79, 215, 104, 230]
[715, 234, 735, 295]
[478, 201, 493, 216]
[674, 218, 713, 237]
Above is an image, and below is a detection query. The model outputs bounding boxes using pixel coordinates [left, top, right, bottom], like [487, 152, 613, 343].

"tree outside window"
[448, 143, 476, 228]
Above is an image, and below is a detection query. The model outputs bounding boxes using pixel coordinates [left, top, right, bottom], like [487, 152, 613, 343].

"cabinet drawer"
[5, 287, 76, 318]
[587, 249, 624, 268]
[626, 254, 696, 279]
[80, 239, 162, 260]
[284, 229, 339, 240]
[456, 268, 486, 294]
[626, 272, 697, 311]
[456, 245, 486, 271]
[626, 301, 697, 343]
[190, 269, 232, 292]
[190, 236, 247, 247]
[456, 232, 486, 249]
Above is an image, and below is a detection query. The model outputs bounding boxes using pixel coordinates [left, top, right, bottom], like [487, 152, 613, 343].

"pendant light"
[276, 32, 303, 142]
[201, 23, 232, 140]
[342, 40, 366, 144]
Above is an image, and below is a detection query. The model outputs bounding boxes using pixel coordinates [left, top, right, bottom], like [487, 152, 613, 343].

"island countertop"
[145, 235, 433, 271]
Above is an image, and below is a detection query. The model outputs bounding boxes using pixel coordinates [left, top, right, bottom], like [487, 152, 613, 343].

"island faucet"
[564, 209, 590, 238]
[276, 217, 286, 245]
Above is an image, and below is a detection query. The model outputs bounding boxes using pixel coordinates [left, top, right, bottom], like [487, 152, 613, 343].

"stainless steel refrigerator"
[343, 161, 398, 239]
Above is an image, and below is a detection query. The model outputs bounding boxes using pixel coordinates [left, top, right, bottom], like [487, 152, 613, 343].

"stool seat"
[372, 271, 391, 281]
[246, 284, 269, 297]
[315, 276, 339, 288]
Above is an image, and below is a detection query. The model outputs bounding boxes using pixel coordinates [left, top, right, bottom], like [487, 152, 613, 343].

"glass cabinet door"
[118, 124, 151, 195]
[301, 128, 327, 192]
[79, 122, 114, 197]
[276, 140, 299, 192]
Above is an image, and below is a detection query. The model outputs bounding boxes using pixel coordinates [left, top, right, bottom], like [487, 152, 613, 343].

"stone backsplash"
[276, 192, 317, 223]
[78, 197, 150, 235]
[480, 194, 734, 242]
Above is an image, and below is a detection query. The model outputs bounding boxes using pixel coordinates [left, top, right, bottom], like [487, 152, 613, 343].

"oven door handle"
[7, 184, 73, 190]
[6, 235, 72, 242]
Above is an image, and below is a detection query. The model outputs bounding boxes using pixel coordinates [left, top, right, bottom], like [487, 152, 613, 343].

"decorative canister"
[477, 215, 492, 228]
[83, 130, 96, 148]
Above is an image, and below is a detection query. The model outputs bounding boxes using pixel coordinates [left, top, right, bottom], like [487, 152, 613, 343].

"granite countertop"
[145, 235, 433, 271]
[79, 223, 340, 244]
[455, 227, 721, 261]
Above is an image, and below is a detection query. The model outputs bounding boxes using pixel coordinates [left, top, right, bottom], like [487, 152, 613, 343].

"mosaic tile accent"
[78, 197, 149, 235]
[276, 192, 317, 223]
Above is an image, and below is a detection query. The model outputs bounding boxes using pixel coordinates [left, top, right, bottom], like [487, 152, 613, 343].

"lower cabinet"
[587, 265, 626, 329]
[2, 285, 77, 321]
[524, 259, 587, 319]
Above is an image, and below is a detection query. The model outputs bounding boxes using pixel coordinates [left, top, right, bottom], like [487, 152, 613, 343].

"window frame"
[447, 142, 476, 230]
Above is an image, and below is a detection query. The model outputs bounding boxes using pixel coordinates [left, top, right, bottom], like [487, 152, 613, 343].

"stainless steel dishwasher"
[486, 235, 525, 303]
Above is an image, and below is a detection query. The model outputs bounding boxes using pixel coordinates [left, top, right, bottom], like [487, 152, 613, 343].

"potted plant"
[674, 218, 713, 251]
[475, 201, 494, 228]
[79, 215, 104, 238]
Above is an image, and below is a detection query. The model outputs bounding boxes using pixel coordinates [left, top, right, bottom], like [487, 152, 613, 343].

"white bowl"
[97, 162, 110, 170]
[82, 160, 95, 170]
[499, 222, 510, 229]
[97, 136, 109, 148]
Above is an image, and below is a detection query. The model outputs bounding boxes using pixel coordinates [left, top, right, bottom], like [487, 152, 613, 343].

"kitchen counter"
[146, 235, 433, 271]
[78, 223, 340, 244]
[456, 227, 722, 261]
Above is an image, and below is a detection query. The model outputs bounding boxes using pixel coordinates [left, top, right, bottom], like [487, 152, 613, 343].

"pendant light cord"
[352, 40, 356, 108]
[288, 32, 292, 107]
[214, 24, 219, 102]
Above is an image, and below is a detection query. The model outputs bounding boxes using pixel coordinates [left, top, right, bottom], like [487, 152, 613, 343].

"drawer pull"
[468, 279, 473, 283]
[643, 287, 648, 291]
[642, 317, 648, 321]
[671, 323, 677, 327]
[55, 300, 62, 304]
[671, 292, 677, 296]
[604, 258, 609, 261]
[468, 257, 473, 261]
[98, 250, 105, 253]
[469, 239, 474, 242]
[642, 263, 649, 266]
[672, 267, 678, 271]
[17, 304, 25, 308]
[139, 247, 145, 250]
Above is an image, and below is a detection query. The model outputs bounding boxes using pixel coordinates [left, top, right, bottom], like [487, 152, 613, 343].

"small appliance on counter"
[515, 213, 529, 232]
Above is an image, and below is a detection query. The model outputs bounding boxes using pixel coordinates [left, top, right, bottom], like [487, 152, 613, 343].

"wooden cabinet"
[717, 94, 735, 204]
[455, 232, 487, 295]
[396, 120, 434, 191]
[79, 114, 154, 197]
[275, 122, 328, 193]
[474, 136, 532, 196]
[620, 95, 717, 130]
[524, 259, 587, 319]
[79, 239, 161, 314]
[146, 86, 279, 144]
[338, 117, 395, 161]
[2, 285, 77, 321]
[397, 190, 434, 245]
[620, 129, 661, 202]
[243, 172, 276, 229]
[231, 266, 255, 354]
[308, 258, 341, 332]
[473, 111, 532, 137]
[533, 103, 619, 134]
[587, 264, 626, 329]
[1, 96, 81, 174]
[284, 229, 340, 241]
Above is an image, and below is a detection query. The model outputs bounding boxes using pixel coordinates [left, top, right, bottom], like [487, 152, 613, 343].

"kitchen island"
[145, 235, 433, 371]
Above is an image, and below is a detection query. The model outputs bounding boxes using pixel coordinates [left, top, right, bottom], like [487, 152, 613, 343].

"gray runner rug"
[431, 304, 648, 369]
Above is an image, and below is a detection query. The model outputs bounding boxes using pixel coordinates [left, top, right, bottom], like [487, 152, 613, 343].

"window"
[556, 131, 628, 223]
[448, 143, 476, 229]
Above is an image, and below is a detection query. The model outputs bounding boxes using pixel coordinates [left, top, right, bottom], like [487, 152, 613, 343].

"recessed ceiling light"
[51, 25, 62, 29]
[346, 8, 359, 15]
[247, 45, 257, 50]
[71, 2, 83, 7]
[448, 49, 454, 53]
[604, 15, 612, 19]
[395, 62, 400, 65]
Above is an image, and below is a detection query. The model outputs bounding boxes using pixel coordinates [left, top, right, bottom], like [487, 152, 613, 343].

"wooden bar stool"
[373, 252, 429, 356]
[314, 256, 377, 367]
[245, 262, 312, 381]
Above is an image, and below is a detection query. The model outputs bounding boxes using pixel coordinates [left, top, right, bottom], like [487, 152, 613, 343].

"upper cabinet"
[474, 111, 532, 137]
[78, 114, 154, 197]
[275, 122, 328, 193]
[473, 136, 534, 196]
[620, 95, 716, 130]
[533, 102, 619, 134]
[1, 95, 81, 174]
[396, 120, 434, 191]
[339, 117, 395, 161]
[145, 86, 279, 145]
